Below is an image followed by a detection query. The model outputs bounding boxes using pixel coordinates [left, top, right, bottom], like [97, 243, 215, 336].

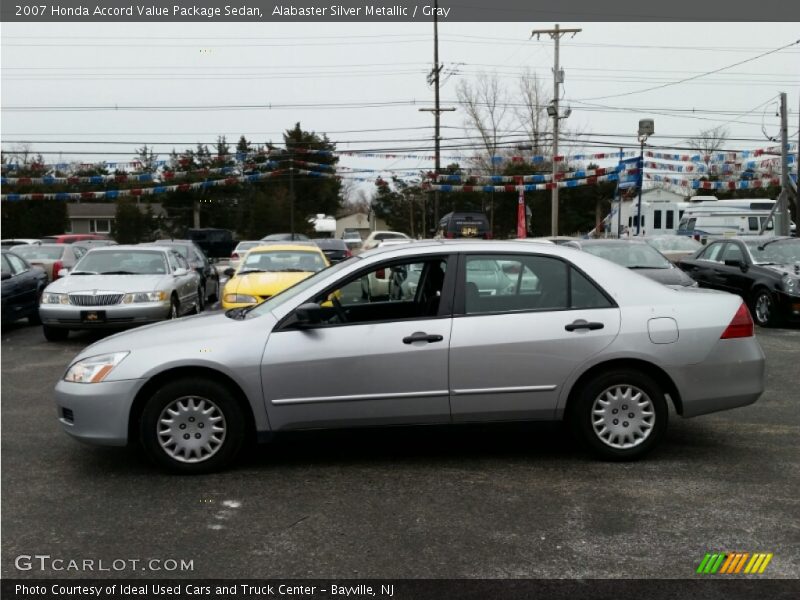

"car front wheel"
[751, 288, 777, 327]
[139, 377, 246, 473]
[569, 369, 668, 460]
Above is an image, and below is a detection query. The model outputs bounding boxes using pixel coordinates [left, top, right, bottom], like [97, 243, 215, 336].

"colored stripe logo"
[697, 552, 773, 574]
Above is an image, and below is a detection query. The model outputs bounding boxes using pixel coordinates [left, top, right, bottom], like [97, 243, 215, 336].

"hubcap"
[755, 294, 771, 324]
[592, 385, 655, 449]
[157, 396, 226, 463]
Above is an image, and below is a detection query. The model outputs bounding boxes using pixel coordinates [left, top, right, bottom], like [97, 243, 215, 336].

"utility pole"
[776, 92, 791, 236]
[532, 24, 581, 236]
[420, 0, 455, 234]
[289, 156, 296, 239]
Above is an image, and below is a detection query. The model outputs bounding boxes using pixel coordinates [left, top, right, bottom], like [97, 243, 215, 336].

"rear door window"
[458, 254, 614, 315]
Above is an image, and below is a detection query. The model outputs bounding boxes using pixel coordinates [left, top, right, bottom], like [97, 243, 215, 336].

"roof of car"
[91, 245, 172, 252]
[247, 243, 326, 253]
[570, 238, 649, 246]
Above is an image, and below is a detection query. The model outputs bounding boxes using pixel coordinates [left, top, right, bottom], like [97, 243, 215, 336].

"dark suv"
[141, 240, 220, 310]
[436, 211, 492, 239]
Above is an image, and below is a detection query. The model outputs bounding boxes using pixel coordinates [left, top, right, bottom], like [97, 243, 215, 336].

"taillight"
[231, 252, 239, 260]
[720, 303, 754, 339]
[485, 232, 493, 239]
[345, 249, 353, 258]
[52, 260, 63, 279]
[445, 232, 455, 239]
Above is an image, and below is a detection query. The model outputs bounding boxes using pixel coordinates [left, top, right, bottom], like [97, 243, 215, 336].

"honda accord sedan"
[54, 241, 765, 473]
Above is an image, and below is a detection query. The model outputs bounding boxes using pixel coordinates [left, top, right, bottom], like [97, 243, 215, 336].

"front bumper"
[668, 336, 766, 418]
[40, 301, 170, 329]
[55, 378, 144, 446]
[775, 291, 800, 323]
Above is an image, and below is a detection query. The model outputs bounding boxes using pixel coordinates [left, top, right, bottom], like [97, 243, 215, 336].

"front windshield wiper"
[70, 271, 97, 275]
[99, 270, 136, 275]
[238, 268, 269, 274]
[278, 268, 306, 272]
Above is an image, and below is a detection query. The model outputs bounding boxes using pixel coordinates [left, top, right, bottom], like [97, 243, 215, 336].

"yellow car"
[221, 244, 330, 309]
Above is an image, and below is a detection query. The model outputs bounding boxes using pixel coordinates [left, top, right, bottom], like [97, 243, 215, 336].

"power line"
[572, 38, 800, 102]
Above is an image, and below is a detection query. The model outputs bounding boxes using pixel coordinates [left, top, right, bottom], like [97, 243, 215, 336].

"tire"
[750, 287, 778, 328]
[28, 289, 43, 325]
[207, 280, 218, 303]
[139, 377, 246, 474]
[168, 296, 179, 319]
[43, 325, 69, 342]
[197, 285, 206, 312]
[568, 369, 668, 461]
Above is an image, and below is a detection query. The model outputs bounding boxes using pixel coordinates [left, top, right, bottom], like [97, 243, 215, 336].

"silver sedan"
[54, 241, 765, 472]
[40, 246, 200, 341]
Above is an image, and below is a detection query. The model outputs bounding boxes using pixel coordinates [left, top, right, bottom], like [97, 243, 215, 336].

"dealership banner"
[2, 0, 796, 22]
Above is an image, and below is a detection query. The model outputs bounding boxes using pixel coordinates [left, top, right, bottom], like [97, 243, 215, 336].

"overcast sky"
[1, 21, 798, 188]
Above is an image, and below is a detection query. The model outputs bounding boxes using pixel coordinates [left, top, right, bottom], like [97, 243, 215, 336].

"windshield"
[73, 251, 168, 274]
[745, 239, 800, 265]
[583, 244, 672, 269]
[245, 257, 357, 318]
[647, 237, 702, 252]
[12, 245, 63, 260]
[234, 242, 260, 253]
[239, 249, 327, 273]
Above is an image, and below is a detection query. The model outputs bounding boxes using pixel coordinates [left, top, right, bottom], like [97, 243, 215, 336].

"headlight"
[64, 352, 129, 384]
[224, 293, 258, 304]
[782, 275, 800, 296]
[41, 292, 69, 305]
[122, 291, 168, 303]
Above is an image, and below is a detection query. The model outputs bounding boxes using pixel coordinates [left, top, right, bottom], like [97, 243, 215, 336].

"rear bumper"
[55, 379, 143, 446]
[668, 337, 766, 418]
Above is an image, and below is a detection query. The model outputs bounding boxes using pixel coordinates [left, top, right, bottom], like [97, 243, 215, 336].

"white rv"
[676, 198, 778, 238]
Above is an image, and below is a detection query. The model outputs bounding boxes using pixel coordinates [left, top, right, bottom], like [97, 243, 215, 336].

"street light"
[635, 119, 654, 236]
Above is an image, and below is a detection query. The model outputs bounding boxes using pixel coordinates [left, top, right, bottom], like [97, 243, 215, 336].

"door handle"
[403, 332, 444, 344]
[565, 320, 604, 332]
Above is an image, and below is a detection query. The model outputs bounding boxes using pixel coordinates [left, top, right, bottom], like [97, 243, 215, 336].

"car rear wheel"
[569, 369, 668, 460]
[751, 288, 777, 327]
[139, 378, 246, 473]
[28, 288, 44, 325]
[43, 325, 69, 342]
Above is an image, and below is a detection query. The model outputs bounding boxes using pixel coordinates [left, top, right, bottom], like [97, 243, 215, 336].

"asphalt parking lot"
[1, 319, 798, 579]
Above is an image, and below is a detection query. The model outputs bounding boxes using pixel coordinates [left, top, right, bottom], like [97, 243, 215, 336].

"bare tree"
[457, 73, 514, 226]
[515, 69, 552, 157]
[686, 126, 729, 170]
[456, 73, 513, 174]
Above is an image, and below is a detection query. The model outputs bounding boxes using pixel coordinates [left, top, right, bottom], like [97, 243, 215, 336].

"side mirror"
[224, 267, 236, 278]
[295, 302, 323, 325]
[58, 268, 70, 278]
[1, 271, 11, 281]
[173, 267, 189, 276]
[724, 259, 747, 271]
